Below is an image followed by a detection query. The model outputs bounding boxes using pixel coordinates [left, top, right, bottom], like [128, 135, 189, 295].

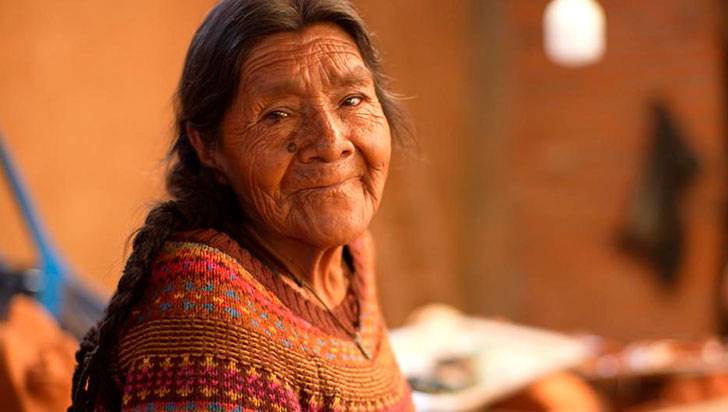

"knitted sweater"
[112, 229, 413, 412]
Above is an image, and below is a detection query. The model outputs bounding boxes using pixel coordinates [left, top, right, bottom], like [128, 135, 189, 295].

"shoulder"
[115, 232, 306, 410]
[116, 230, 282, 365]
[131, 230, 284, 325]
[115, 231, 310, 401]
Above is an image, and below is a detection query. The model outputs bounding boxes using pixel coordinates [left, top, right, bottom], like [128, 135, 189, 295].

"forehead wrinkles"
[241, 36, 365, 85]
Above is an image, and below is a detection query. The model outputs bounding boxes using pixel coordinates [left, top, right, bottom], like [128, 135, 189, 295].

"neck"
[245, 224, 348, 306]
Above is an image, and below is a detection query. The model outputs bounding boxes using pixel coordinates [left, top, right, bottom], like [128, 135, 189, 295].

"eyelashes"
[259, 93, 371, 127]
[340, 94, 365, 107]
[263, 110, 289, 124]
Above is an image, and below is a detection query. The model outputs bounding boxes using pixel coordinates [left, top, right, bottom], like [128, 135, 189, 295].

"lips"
[294, 175, 360, 194]
[285, 159, 364, 195]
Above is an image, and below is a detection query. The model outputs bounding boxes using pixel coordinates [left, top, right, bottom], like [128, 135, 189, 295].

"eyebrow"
[330, 66, 373, 88]
[248, 66, 374, 100]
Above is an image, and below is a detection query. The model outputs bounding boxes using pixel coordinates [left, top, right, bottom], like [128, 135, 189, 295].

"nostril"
[297, 140, 354, 163]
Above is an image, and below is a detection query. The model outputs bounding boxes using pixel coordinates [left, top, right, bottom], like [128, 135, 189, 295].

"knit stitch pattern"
[113, 234, 413, 412]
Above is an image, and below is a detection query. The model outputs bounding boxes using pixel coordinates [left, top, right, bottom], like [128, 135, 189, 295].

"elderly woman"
[68, 0, 414, 411]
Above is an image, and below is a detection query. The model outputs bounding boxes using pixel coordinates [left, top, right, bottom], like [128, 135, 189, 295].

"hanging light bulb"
[543, 0, 606, 67]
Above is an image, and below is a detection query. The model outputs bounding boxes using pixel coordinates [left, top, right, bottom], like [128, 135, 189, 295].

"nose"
[297, 108, 354, 163]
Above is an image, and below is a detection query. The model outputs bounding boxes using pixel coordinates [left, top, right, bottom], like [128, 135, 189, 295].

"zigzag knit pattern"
[112, 231, 413, 412]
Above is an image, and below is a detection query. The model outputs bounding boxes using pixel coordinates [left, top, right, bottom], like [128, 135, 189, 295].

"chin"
[296, 209, 371, 248]
[289, 189, 374, 244]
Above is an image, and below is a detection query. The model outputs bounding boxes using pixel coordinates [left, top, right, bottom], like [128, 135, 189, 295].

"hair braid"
[69, 135, 241, 412]
[69, 201, 189, 410]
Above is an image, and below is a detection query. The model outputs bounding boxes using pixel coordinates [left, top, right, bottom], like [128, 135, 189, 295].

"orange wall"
[0, 1, 221, 297]
[461, 0, 728, 339]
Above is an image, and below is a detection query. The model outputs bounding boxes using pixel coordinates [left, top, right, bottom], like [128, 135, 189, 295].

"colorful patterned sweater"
[112, 229, 413, 412]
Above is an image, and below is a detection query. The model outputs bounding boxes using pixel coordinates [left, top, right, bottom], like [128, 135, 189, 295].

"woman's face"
[211, 23, 391, 248]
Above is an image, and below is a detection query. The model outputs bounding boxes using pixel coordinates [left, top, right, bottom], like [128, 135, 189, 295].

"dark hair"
[68, 0, 410, 410]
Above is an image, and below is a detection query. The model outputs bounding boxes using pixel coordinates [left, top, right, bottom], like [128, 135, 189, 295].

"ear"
[187, 125, 228, 184]
[187, 125, 218, 169]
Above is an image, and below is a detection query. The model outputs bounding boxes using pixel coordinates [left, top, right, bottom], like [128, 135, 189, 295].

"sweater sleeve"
[116, 241, 303, 412]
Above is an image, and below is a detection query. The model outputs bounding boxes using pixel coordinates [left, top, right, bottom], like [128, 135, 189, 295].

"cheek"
[375, 124, 392, 171]
[220, 132, 291, 208]
[355, 112, 392, 183]
[368, 143, 391, 208]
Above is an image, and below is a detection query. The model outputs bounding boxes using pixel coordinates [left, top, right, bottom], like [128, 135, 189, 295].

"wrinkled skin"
[190, 24, 391, 305]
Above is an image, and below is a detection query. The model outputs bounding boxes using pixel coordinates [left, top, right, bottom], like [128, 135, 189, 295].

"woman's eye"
[341, 95, 363, 107]
[263, 110, 289, 123]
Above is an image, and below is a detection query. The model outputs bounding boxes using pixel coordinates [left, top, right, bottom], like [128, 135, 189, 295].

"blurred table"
[390, 304, 728, 411]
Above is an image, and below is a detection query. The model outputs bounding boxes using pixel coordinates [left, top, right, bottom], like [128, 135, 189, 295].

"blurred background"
[2, 0, 728, 410]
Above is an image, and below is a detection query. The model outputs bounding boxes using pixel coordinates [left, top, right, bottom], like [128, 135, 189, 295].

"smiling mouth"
[297, 176, 360, 194]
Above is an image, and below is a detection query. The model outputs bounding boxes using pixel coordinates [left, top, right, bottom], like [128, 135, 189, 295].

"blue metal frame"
[0, 132, 69, 317]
